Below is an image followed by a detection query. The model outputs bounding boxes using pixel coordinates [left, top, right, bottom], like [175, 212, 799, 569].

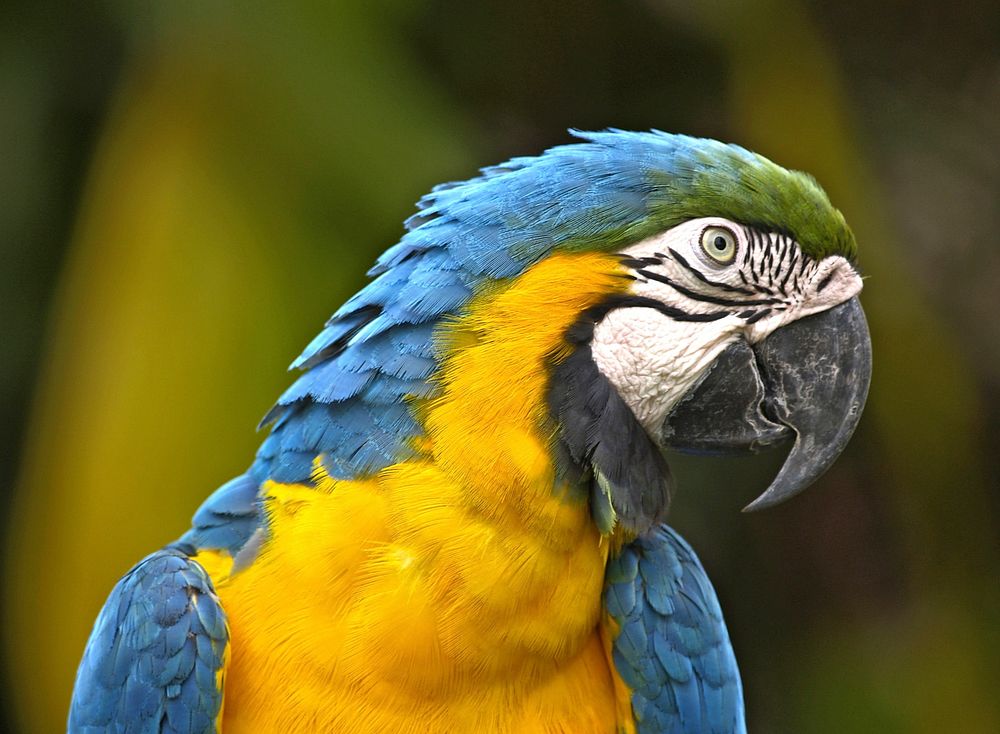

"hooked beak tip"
[660, 295, 871, 512]
[742, 296, 872, 510]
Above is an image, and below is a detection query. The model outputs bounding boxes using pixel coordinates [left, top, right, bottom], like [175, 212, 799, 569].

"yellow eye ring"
[700, 226, 737, 264]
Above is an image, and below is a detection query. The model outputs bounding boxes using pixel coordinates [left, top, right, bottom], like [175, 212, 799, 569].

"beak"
[660, 296, 872, 511]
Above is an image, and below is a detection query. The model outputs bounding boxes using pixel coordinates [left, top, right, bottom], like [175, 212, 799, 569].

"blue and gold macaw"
[69, 130, 871, 733]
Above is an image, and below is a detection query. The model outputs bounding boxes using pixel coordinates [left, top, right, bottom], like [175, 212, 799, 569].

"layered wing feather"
[603, 525, 746, 734]
[68, 548, 229, 734]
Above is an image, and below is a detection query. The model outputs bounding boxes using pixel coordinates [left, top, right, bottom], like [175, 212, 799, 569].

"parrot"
[68, 129, 872, 734]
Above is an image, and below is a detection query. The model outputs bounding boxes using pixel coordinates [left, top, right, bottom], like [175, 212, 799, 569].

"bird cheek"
[591, 309, 741, 435]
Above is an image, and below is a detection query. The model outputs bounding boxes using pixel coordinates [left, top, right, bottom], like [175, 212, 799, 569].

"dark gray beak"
[660, 296, 872, 511]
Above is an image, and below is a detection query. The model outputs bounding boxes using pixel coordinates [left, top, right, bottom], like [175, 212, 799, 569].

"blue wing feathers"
[276, 361, 374, 405]
[605, 545, 639, 584]
[289, 306, 380, 371]
[605, 524, 746, 734]
[69, 549, 228, 734]
[605, 579, 636, 622]
[180, 474, 259, 554]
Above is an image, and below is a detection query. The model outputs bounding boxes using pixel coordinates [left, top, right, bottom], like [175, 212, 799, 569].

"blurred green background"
[3, 1, 999, 732]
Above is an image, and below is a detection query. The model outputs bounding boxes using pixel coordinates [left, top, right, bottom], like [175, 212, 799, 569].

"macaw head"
[262, 129, 870, 540]
[548, 211, 869, 535]
[534, 133, 870, 534]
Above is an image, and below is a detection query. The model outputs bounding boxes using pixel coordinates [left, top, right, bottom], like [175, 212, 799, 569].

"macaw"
[68, 130, 871, 733]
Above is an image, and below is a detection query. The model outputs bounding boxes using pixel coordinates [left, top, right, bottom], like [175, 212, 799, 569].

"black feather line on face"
[567, 294, 730, 336]
[635, 268, 781, 308]
[663, 248, 755, 296]
[548, 309, 673, 535]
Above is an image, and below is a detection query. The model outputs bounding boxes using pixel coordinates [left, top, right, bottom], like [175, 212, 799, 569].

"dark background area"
[3, 1, 998, 732]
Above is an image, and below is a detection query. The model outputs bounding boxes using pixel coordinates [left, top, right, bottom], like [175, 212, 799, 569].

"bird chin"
[659, 296, 872, 512]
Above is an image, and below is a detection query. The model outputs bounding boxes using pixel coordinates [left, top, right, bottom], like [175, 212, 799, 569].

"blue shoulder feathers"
[605, 525, 746, 734]
[68, 548, 228, 734]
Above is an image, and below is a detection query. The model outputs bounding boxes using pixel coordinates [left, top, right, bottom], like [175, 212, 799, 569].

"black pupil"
[713, 235, 728, 251]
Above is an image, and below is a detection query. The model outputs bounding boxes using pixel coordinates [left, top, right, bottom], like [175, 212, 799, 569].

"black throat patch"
[547, 301, 673, 535]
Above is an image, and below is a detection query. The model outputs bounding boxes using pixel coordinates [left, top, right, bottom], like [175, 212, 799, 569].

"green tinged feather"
[661, 143, 857, 261]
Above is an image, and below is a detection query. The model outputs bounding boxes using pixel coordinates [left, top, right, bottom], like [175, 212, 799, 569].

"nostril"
[814, 257, 848, 294]
[813, 257, 855, 296]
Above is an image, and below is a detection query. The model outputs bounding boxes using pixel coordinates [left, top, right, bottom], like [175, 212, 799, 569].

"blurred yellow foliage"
[5, 8, 472, 732]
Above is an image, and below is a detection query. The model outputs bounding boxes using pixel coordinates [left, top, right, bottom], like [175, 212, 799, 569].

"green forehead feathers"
[646, 138, 857, 261]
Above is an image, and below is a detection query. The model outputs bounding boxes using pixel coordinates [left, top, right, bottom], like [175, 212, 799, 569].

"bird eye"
[699, 226, 737, 265]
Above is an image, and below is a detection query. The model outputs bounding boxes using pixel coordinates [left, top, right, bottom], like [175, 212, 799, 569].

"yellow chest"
[207, 464, 615, 733]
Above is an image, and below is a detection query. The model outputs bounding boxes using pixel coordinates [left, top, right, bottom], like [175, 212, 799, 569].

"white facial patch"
[589, 217, 864, 434]
[590, 306, 741, 434]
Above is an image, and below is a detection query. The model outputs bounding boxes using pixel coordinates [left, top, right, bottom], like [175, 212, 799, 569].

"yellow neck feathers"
[421, 250, 629, 534]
